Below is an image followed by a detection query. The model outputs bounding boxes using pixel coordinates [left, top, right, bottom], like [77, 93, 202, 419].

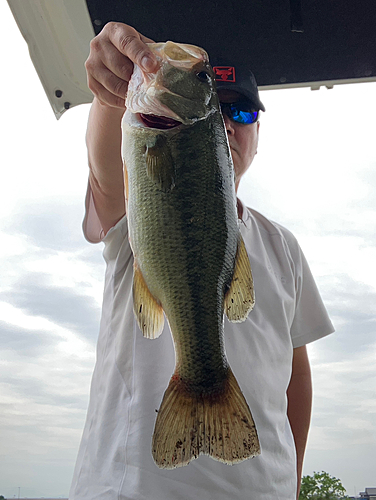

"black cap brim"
[215, 82, 266, 112]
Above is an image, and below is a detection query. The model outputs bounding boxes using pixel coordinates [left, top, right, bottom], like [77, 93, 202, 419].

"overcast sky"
[1, 2, 375, 498]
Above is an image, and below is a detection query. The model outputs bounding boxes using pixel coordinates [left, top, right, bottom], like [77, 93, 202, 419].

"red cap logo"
[213, 66, 236, 82]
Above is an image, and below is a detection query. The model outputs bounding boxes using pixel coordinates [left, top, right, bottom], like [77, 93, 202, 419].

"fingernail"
[141, 55, 156, 72]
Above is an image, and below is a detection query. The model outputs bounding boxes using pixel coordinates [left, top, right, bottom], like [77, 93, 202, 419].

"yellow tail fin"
[152, 369, 260, 469]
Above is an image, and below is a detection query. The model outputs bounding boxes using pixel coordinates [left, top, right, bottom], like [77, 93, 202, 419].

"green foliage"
[0, 496, 6, 500]
[299, 471, 349, 500]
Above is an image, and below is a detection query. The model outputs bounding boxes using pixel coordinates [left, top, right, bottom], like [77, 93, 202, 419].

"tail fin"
[152, 369, 260, 469]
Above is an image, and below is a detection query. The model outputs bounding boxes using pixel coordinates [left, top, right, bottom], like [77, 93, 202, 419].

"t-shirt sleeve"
[82, 181, 105, 244]
[280, 226, 335, 348]
[82, 180, 130, 268]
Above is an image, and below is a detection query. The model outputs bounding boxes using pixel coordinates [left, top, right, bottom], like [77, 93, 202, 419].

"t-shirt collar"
[237, 197, 251, 228]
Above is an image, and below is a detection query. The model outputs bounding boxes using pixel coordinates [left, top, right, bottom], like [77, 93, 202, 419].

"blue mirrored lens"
[220, 102, 259, 124]
[230, 106, 258, 124]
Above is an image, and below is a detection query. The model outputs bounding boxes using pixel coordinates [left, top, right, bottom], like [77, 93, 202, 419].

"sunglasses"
[220, 101, 259, 125]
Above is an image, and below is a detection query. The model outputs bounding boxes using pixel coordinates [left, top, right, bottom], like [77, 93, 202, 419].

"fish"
[122, 41, 260, 469]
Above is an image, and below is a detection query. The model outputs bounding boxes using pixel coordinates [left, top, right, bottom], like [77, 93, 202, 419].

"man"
[69, 22, 334, 500]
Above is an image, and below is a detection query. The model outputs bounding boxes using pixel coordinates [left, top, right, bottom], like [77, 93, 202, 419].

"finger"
[86, 60, 128, 100]
[88, 78, 126, 109]
[105, 23, 159, 73]
[86, 44, 132, 96]
[89, 36, 134, 82]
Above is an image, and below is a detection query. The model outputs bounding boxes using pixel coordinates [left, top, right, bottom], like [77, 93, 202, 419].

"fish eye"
[196, 71, 211, 83]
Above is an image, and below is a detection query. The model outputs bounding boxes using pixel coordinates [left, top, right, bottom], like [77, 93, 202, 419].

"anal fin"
[133, 263, 164, 339]
[225, 235, 255, 322]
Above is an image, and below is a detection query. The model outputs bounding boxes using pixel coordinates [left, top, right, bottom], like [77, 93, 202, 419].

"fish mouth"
[139, 113, 182, 130]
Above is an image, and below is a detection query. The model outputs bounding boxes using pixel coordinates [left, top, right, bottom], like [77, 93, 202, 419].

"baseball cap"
[212, 62, 265, 112]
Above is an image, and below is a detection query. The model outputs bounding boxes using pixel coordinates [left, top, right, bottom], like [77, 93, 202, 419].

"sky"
[1, 2, 375, 498]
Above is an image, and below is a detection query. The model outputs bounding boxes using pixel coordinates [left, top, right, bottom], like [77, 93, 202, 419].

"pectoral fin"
[133, 263, 164, 339]
[146, 135, 175, 192]
[225, 235, 255, 322]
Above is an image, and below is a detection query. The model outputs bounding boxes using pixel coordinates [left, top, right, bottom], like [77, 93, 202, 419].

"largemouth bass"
[122, 41, 260, 469]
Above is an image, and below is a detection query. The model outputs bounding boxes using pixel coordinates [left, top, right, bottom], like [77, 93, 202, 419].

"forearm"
[86, 97, 126, 234]
[287, 345, 312, 499]
[86, 97, 125, 190]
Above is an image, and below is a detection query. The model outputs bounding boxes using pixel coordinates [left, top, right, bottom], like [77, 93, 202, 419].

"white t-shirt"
[69, 188, 334, 500]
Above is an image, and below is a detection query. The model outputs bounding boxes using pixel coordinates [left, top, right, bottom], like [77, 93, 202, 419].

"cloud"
[0, 373, 90, 412]
[313, 273, 376, 360]
[303, 270, 376, 489]
[8, 199, 87, 252]
[0, 320, 57, 356]
[0, 198, 105, 306]
[0, 199, 106, 348]
[0, 318, 95, 414]
[0, 272, 101, 343]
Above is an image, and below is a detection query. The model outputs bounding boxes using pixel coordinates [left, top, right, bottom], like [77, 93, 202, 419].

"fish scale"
[128, 117, 235, 380]
[122, 40, 259, 468]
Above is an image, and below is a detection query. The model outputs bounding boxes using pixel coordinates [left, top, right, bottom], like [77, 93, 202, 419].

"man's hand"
[85, 22, 158, 108]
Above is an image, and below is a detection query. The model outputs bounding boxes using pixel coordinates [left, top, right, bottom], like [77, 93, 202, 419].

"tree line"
[299, 471, 349, 499]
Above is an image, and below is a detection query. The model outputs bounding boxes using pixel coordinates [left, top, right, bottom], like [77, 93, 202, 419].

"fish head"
[126, 41, 219, 127]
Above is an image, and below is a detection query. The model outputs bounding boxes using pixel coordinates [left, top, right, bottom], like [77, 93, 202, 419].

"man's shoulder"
[242, 205, 303, 267]
[245, 206, 297, 242]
